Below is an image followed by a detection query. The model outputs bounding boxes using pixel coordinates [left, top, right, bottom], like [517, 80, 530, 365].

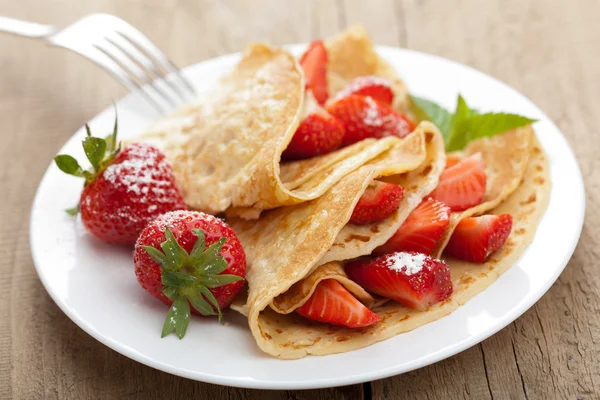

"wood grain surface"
[0, 0, 598, 398]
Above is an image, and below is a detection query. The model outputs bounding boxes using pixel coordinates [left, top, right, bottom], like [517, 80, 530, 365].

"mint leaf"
[410, 95, 453, 141]
[82, 136, 106, 171]
[161, 295, 190, 339]
[447, 95, 477, 149]
[54, 155, 86, 177]
[446, 113, 537, 152]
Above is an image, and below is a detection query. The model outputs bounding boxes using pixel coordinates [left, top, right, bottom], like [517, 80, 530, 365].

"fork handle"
[0, 17, 54, 38]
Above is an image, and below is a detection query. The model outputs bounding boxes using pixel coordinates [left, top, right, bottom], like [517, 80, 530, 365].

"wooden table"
[1, 0, 598, 398]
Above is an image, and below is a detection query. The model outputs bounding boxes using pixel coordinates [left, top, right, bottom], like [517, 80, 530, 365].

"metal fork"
[0, 14, 196, 114]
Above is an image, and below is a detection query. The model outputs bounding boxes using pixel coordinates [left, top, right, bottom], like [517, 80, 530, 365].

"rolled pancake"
[138, 27, 411, 216]
[229, 123, 446, 357]
[235, 134, 549, 359]
[432, 125, 533, 258]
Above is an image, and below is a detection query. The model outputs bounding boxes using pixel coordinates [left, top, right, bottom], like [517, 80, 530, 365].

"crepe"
[229, 122, 447, 357]
[432, 125, 533, 258]
[136, 26, 410, 216]
[231, 132, 550, 359]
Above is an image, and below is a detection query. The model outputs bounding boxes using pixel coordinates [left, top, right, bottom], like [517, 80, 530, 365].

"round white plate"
[30, 45, 585, 390]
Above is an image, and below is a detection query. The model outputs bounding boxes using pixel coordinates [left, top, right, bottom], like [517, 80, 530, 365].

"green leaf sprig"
[410, 94, 537, 152]
[54, 108, 120, 214]
[143, 228, 244, 339]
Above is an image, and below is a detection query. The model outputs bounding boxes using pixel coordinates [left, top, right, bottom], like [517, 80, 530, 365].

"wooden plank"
[1, 0, 599, 399]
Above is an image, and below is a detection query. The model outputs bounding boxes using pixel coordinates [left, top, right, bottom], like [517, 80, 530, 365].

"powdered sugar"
[335, 76, 392, 100]
[102, 143, 174, 201]
[386, 252, 428, 276]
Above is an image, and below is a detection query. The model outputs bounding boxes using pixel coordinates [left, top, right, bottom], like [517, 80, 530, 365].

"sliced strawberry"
[345, 252, 453, 311]
[282, 92, 345, 160]
[300, 40, 328, 105]
[350, 181, 404, 225]
[375, 198, 450, 256]
[445, 214, 513, 263]
[445, 155, 461, 169]
[429, 153, 486, 212]
[296, 279, 380, 328]
[336, 76, 394, 106]
[327, 95, 415, 147]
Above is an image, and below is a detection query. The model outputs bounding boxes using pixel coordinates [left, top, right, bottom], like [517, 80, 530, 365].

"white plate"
[30, 45, 585, 390]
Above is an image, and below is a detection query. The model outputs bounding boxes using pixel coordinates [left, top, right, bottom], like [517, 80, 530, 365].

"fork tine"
[98, 39, 180, 108]
[116, 31, 196, 96]
[93, 44, 169, 113]
[106, 36, 189, 103]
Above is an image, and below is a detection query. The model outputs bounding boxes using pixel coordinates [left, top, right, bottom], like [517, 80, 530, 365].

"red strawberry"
[445, 155, 461, 169]
[350, 181, 404, 225]
[375, 198, 450, 255]
[429, 153, 486, 212]
[296, 279, 380, 328]
[327, 95, 415, 147]
[300, 40, 328, 105]
[54, 117, 186, 244]
[346, 252, 453, 311]
[134, 210, 246, 338]
[335, 76, 394, 106]
[445, 214, 513, 263]
[282, 92, 345, 160]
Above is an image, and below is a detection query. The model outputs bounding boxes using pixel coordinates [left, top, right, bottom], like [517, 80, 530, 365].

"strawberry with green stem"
[134, 210, 246, 339]
[54, 112, 186, 244]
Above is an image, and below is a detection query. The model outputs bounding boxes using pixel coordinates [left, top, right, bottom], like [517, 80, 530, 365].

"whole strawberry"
[134, 210, 246, 339]
[54, 115, 186, 244]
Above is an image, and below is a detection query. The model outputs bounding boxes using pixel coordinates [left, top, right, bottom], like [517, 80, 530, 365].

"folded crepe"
[230, 130, 550, 359]
[133, 25, 550, 359]
[136, 26, 409, 216]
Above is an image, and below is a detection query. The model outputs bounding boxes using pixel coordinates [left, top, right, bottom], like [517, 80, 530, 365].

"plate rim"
[29, 44, 586, 390]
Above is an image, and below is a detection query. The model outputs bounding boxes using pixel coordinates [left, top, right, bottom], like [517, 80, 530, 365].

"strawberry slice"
[300, 40, 328, 105]
[374, 198, 450, 255]
[336, 76, 394, 106]
[445, 214, 513, 263]
[445, 155, 461, 169]
[345, 252, 453, 311]
[327, 95, 415, 147]
[296, 279, 381, 328]
[350, 181, 404, 225]
[282, 92, 345, 160]
[429, 153, 486, 212]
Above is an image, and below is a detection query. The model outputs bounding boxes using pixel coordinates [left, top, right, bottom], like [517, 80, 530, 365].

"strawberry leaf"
[446, 113, 538, 152]
[191, 237, 228, 275]
[189, 229, 206, 259]
[142, 245, 168, 268]
[82, 136, 107, 172]
[198, 274, 244, 288]
[161, 295, 190, 339]
[186, 288, 217, 316]
[160, 228, 187, 271]
[162, 271, 196, 287]
[65, 204, 80, 216]
[162, 286, 178, 300]
[54, 155, 87, 177]
[198, 286, 223, 320]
